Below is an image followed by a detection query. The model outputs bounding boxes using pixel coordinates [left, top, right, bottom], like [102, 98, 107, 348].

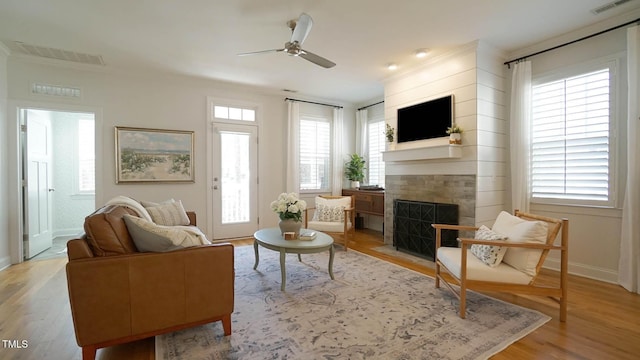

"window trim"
[530, 57, 620, 208]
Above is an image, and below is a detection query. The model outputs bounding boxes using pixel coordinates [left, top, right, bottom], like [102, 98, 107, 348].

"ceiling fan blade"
[299, 50, 336, 68]
[290, 13, 313, 45]
[237, 48, 285, 56]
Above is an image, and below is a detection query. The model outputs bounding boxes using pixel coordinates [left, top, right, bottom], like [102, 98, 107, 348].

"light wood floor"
[1, 230, 639, 359]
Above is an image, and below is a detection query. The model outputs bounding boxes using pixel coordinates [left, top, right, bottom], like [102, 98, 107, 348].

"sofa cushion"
[312, 196, 351, 221]
[83, 205, 139, 256]
[123, 215, 210, 252]
[470, 225, 508, 268]
[438, 247, 533, 284]
[145, 200, 190, 226]
[491, 211, 548, 276]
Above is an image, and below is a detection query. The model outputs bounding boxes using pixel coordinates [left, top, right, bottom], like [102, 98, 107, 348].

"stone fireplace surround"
[383, 174, 477, 246]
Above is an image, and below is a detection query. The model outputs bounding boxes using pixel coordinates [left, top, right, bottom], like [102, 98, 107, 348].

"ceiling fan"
[238, 13, 336, 69]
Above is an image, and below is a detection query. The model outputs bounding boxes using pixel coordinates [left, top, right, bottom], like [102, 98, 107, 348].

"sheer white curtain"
[356, 109, 368, 157]
[618, 25, 640, 293]
[331, 107, 344, 195]
[509, 60, 532, 213]
[286, 100, 300, 194]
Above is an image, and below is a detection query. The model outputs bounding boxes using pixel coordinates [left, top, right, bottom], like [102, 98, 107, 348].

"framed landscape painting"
[115, 126, 195, 183]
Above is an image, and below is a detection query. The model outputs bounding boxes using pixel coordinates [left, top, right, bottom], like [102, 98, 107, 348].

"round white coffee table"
[253, 228, 335, 291]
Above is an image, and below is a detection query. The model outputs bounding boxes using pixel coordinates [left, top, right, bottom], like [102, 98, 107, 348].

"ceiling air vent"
[13, 41, 105, 66]
[591, 0, 635, 15]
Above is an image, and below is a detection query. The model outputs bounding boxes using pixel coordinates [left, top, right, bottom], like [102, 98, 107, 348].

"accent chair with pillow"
[432, 210, 569, 321]
[65, 197, 234, 360]
[304, 195, 355, 250]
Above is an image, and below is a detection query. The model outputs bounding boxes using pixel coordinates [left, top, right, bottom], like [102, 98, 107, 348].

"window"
[214, 105, 255, 122]
[77, 119, 95, 193]
[367, 119, 385, 187]
[531, 65, 614, 206]
[299, 116, 331, 191]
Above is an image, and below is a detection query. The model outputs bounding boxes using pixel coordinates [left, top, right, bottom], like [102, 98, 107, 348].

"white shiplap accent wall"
[383, 41, 507, 226]
[475, 43, 507, 226]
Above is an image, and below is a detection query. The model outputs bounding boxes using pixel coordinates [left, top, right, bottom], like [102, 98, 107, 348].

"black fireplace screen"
[393, 199, 459, 261]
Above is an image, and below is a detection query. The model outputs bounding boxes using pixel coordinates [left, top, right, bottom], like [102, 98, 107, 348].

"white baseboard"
[0, 256, 11, 272]
[53, 228, 84, 238]
[544, 258, 619, 285]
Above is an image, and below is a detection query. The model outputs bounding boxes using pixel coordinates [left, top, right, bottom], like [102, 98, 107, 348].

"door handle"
[213, 185, 218, 190]
[48, 188, 55, 192]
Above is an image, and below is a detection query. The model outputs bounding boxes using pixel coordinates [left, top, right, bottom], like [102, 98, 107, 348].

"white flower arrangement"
[270, 192, 307, 222]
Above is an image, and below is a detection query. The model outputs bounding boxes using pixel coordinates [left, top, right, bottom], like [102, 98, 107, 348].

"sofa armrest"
[66, 243, 234, 347]
[67, 238, 94, 260]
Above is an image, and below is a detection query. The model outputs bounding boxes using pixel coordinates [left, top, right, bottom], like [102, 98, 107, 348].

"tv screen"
[396, 95, 453, 143]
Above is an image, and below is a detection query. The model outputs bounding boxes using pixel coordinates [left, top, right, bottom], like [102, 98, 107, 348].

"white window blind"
[299, 117, 331, 191]
[531, 67, 611, 204]
[78, 119, 95, 193]
[367, 120, 385, 187]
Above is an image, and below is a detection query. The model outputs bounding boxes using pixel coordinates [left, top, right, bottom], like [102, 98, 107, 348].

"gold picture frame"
[115, 126, 195, 183]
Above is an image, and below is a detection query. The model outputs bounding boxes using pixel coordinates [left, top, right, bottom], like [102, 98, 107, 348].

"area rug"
[156, 245, 550, 360]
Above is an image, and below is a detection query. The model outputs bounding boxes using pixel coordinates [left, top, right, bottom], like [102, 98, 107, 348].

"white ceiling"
[1, 0, 639, 104]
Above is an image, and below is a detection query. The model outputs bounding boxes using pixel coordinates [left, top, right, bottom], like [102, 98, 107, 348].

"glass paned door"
[211, 123, 258, 239]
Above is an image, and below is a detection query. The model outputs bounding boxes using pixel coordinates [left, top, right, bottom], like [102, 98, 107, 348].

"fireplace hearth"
[393, 199, 459, 261]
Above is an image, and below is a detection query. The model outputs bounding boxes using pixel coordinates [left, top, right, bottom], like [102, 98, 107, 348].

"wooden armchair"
[432, 210, 569, 321]
[304, 195, 355, 250]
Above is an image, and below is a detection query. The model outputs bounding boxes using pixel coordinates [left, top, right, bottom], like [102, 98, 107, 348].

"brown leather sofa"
[66, 205, 234, 360]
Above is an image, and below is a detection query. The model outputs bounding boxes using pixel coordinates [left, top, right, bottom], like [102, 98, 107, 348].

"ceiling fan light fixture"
[387, 63, 398, 71]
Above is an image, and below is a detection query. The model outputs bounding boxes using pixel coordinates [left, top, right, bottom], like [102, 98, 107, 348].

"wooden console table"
[342, 189, 384, 229]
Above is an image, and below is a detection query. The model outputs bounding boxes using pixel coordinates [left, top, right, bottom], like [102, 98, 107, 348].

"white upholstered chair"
[432, 210, 569, 321]
[304, 195, 355, 250]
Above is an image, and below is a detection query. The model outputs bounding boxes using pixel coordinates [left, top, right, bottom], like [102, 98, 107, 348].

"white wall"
[506, 26, 629, 283]
[4, 58, 355, 263]
[0, 45, 9, 270]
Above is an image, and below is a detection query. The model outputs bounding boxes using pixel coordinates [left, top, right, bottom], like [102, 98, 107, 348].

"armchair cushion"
[145, 200, 190, 226]
[492, 211, 548, 276]
[470, 225, 508, 267]
[438, 247, 533, 284]
[123, 215, 210, 252]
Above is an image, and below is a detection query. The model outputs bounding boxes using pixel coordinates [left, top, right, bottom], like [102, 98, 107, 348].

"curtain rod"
[504, 17, 640, 67]
[284, 97, 343, 109]
[357, 100, 384, 111]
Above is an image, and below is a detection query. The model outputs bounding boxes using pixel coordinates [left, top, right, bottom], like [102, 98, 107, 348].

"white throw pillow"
[316, 203, 345, 222]
[145, 200, 190, 226]
[491, 211, 548, 276]
[312, 196, 351, 222]
[470, 225, 508, 267]
[123, 215, 209, 252]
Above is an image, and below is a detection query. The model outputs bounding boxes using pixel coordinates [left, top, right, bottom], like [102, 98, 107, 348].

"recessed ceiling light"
[415, 49, 428, 58]
[387, 63, 398, 71]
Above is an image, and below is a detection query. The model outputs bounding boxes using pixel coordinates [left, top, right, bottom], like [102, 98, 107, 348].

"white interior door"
[23, 109, 53, 259]
[211, 123, 258, 239]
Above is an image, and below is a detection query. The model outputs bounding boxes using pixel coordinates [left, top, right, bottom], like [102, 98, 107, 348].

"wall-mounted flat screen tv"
[396, 95, 453, 143]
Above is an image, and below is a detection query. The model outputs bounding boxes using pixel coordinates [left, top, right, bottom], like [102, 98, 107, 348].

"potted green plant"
[344, 153, 366, 188]
[385, 124, 396, 150]
[446, 125, 463, 145]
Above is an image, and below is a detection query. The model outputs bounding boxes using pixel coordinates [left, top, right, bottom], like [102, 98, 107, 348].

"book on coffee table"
[298, 231, 317, 241]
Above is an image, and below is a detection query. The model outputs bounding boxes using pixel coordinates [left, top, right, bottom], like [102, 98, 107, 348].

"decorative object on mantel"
[446, 125, 463, 145]
[271, 192, 306, 237]
[344, 153, 366, 189]
[385, 123, 396, 150]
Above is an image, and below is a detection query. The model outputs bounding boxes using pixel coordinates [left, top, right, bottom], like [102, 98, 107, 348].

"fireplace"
[393, 199, 459, 260]
[383, 174, 476, 249]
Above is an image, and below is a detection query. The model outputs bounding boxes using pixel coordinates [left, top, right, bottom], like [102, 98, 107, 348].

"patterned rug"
[156, 245, 550, 359]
